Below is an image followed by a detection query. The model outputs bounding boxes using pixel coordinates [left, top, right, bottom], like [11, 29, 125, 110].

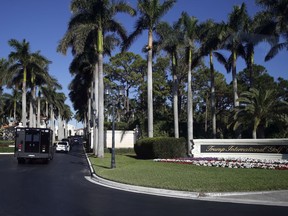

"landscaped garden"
[89, 152, 288, 193]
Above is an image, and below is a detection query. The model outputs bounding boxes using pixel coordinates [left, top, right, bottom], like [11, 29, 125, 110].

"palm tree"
[26, 53, 51, 127]
[233, 88, 288, 139]
[8, 39, 49, 127]
[58, 0, 136, 157]
[122, 0, 176, 137]
[155, 21, 183, 138]
[256, 0, 288, 61]
[36, 77, 61, 128]
[179, 12, 199, 154]
[61, 104, 73, 138]
[0, 58, 9, 118]
[199, 20, 226, 138]
[221, 3, 249, 108]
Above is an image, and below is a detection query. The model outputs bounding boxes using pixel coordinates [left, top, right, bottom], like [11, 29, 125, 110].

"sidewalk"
[85, 152, 288, 207]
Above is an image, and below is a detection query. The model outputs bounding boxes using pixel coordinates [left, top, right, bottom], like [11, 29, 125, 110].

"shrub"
[104, 148, 135, 154]
[153, 137, 186, 159]
[134, 137, 186, 159]
[134, 138, 156, 159]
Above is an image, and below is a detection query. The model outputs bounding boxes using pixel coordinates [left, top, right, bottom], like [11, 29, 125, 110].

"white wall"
[105, 130, 137, 148]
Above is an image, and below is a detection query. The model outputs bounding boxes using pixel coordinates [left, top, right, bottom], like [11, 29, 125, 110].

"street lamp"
[105, 85, 124, 169]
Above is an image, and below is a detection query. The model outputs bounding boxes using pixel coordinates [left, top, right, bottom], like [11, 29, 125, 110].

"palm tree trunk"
[13, 100, 16, 122]
[253, 118, 260, 139]
[172, 53, 179, 138]
[32, 86, 36, 128]
[187, 48, 193, 156]
[22, 68, 27, 126]
[90, 80, 94, 151]
[93, 64, 98, 156]
[210, 52, 216, 138]
[205, 94, 208, 133]
[29, 101, 33, 127]
[97, 52, 105, 158]
[88, 88, 91, 148]
[147, 30, 153, 138]
[50, 104, 55, 143]
[37, 95, 40, 128]
[58, 114, 63, 141]
[249, 51, 254, 88]
[232, 50, 239, 107]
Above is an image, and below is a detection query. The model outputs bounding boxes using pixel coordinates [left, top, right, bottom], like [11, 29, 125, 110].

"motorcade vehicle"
[14, 127, 54, 164]
[55, 141, 70, 153]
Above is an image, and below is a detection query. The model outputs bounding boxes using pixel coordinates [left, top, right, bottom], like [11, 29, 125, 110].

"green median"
[89, 153, 288, 193]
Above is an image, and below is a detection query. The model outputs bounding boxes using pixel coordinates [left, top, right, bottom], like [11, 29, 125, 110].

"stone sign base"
[191, 139, 288, 160]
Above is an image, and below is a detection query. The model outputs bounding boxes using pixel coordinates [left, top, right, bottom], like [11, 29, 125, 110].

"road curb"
[84, 149, 288, 206]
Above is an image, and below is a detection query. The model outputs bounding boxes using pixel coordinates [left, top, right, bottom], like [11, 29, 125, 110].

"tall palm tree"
[36, 76, 61, 128]
[156, 21, 183, 138]
[8, 39, 49, 127]
[54, 92, 66, 141]
[122, 0, 176, 137]
[0, 58, 9, 117]
[233, 88, 288, 139]
[221, 3, 249, 108]
[199, 20, 226, 138]
[179, 12, 199, 154]
[256, 0, 288, 61]
[58, 0, 135, 157]
[26, 53, 51, 127]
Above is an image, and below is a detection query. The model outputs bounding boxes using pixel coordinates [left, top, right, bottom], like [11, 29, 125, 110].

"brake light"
[18, 144, 22, 152]
[42, 146, 46, 152]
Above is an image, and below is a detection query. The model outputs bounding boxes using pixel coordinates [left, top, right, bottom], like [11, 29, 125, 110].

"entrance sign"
[192, 139, 288, 160]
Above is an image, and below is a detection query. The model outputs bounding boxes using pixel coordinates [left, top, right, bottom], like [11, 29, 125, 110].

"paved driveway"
[0, 145, 287, 216]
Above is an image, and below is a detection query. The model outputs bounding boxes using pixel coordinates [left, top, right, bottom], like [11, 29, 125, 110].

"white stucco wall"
[105, 130, 137, 148]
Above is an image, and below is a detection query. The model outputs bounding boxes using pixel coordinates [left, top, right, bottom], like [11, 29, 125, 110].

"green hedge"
[134, 137, 186, 159]
[104, 148, 135, 154]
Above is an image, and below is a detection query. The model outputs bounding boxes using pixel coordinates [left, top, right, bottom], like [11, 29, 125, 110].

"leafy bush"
[134, 137, 186, 159]
[104, 148, 135, 154]
[134, 138, 155, 159]
[153, 137, 186, 159]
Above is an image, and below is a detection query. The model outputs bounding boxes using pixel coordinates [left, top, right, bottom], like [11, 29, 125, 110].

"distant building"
[54, 124, 77, 138]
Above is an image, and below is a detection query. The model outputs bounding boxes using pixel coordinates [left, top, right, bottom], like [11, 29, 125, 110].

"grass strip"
[89, 153, 288, 193]
[0, 140, 14, 145]
[0, 147, 14, 152]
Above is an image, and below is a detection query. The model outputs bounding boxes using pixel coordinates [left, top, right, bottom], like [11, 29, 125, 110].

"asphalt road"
[0, 144, 287, 216]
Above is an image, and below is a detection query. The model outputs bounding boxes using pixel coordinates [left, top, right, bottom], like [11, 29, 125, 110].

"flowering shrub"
[154, 157, 288, 170]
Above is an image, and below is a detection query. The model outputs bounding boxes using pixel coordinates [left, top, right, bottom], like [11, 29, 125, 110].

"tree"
[179, 12, 200, 154]
[105, 52, 145, 118]
[8, 39, 50, 127]
[256, 0, 288, 61]
[233, 88, 288, 139]
[199, 20, 226, 138]
[58, 0, 136, 157]
[221, 3, 249, 108]
[122, 0, 176, 137]
[156, 21, 184, 138]
[0, 58, 9, 121]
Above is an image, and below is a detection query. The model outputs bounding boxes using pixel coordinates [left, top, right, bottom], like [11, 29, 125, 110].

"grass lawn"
[0, 140, 14, 153]
[89, 153, 288, 193]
